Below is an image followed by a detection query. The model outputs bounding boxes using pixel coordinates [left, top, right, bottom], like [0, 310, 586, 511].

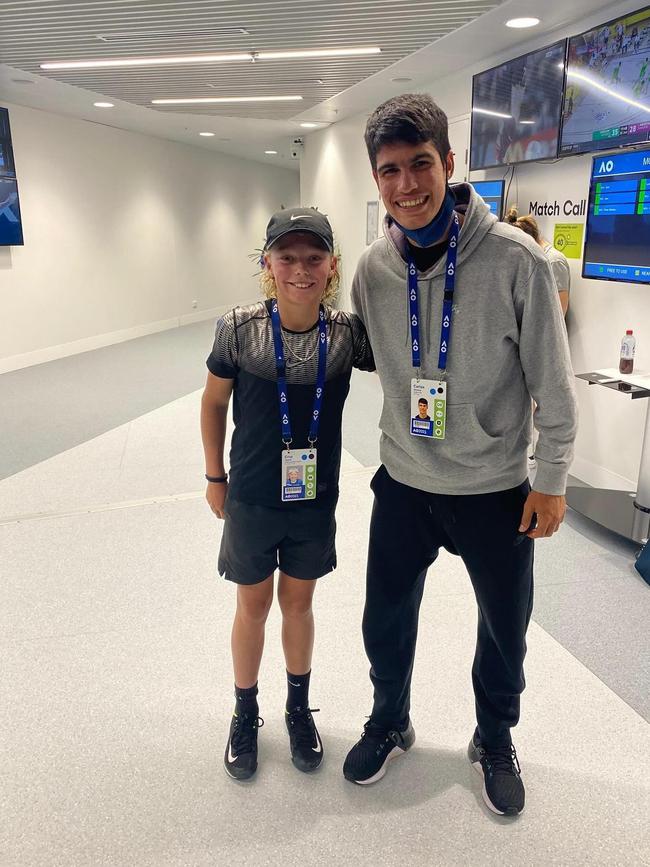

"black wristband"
[205, 473, 228, 483]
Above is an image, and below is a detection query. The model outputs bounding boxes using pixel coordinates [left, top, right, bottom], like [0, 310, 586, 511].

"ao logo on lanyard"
[407, 213, 459, 440]
[270, 302, 327, 501]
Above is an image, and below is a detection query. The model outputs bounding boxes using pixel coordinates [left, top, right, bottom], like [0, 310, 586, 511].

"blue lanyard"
[270, 301, 328, 446]
[407, 212, 460, 373]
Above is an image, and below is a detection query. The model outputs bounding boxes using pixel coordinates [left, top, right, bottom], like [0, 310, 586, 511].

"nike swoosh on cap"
[290, 213, 315, 220]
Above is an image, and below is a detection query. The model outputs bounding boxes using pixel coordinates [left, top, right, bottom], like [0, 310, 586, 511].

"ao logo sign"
[597, 159, 615, 174]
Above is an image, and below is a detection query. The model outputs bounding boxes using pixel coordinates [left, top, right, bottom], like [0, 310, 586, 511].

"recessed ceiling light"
[152, 96, 302, 105]
[300, 123, 318, 128]
[505, 17, 540, 28]
[41, 46, 380, 70]
[199, 131, 215, 136]
[93, 101, 114, 108]
[519, 120, 535, 125]
[391, 77, 413, 83]
[265, 150, 278, 154]
[10, 77, 35, 85]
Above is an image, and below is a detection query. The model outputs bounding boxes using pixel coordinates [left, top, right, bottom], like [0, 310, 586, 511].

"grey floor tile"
[0, 320, 215, 480]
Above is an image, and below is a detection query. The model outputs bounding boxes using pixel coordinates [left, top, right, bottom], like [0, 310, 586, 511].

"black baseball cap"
[264, 207, 334, 252]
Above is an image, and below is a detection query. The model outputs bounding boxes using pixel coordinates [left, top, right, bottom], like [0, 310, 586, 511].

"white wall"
[300, 1, 649, 491]
[300, 113, 381, 312]
[0, 101, 299, 371]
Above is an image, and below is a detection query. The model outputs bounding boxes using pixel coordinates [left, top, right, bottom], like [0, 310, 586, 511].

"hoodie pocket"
[446, 403, 505, 468]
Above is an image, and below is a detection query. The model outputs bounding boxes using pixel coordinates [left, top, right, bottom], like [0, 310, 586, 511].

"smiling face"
[373, 140, 454, 231]
[265, 233, 336, 310]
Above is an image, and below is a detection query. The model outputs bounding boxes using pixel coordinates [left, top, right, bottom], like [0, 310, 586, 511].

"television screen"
[471, 180, 505, 218]
[560, 6, 650, 156]
[582, 148, 650, 283]
[470, 40, 567, 170]
[0, 176, 24, 246]
[0, 107, 17, 177]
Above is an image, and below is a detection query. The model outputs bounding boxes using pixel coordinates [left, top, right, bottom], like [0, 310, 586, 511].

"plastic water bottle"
[619, 329, 635, 375]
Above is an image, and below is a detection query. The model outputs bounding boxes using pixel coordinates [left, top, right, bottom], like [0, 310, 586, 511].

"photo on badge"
[283, 464, 306, 500]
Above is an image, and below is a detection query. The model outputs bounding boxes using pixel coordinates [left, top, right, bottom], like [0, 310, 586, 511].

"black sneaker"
[468, 730, 525, 815]
[285, 707, 323, 772]
[223, 712, 264, 781]
[343, 719, 415, 785]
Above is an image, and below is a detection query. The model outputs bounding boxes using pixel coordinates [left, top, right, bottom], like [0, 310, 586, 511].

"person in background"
[505, 207, 570, 317]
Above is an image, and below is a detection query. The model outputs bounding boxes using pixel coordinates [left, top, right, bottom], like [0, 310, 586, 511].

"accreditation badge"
[281, 448, 318, 502]
[410, 379, 447, 439]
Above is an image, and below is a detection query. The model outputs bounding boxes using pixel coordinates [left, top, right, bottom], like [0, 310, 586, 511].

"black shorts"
[218, 497, 338, 586]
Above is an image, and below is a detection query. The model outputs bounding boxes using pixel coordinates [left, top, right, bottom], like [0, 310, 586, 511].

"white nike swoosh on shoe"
[312, 740, 322, 754]
[228, 744, 238, 763]
[288, 681, 301, 686]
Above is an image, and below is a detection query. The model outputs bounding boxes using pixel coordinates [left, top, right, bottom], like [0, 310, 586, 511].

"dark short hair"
[418, 398, 428, 405]
[365, 93, 451, 171]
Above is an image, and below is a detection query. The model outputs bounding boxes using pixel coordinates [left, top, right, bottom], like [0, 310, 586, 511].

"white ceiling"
[0, 0, 505, 118]
[0, 0, 634, 169]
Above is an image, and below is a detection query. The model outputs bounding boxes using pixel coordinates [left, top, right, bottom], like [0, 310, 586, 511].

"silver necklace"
[281, 318, 330, 364]
[281, 328, 320, 364]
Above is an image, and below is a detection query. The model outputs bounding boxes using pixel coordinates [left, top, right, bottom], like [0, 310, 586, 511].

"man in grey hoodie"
[342, 94, 577, 816]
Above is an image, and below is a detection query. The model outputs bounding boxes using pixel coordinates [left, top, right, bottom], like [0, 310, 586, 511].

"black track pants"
[362, 465, 534, 748]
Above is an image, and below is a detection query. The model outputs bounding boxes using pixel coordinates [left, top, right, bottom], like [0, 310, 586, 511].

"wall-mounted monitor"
[0, 176, 24, 246]
[0, 108, 23, 245]
[471, 179, 505, 218]
[583, 149, 650, 283]
[560, 6, 650, 156]
[0, 107, 17, 177]
[470, 40, 567, 170]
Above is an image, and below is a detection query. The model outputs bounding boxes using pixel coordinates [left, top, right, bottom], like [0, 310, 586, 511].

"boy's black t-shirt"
[206, 299, 375, 509]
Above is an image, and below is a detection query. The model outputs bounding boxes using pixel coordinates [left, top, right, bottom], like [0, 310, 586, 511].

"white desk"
[566, 370, 650, 545]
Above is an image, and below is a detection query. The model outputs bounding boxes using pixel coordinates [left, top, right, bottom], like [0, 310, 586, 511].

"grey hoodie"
[351, 183, 578, 496]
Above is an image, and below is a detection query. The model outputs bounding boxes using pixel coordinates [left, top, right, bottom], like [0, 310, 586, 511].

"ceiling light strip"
[257, 47, 380, 60]
[152, 96, 303, 104]
[41, 53, 251, 69]
[41, 46, 380, 70]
